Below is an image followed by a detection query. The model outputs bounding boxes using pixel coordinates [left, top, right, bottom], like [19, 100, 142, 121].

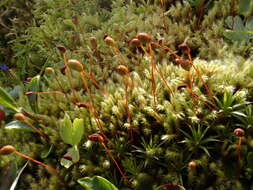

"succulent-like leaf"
[72, 118, 84, 146]
[60, 113, 73, 145]
[78, 176, 118, 190]
[0, 87, 19, 112]
[60, 114, 84, 146]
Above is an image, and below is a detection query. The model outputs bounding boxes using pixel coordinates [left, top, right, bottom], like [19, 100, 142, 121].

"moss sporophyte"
[2, 0, 253, 189]
[0, 145, 65, 185]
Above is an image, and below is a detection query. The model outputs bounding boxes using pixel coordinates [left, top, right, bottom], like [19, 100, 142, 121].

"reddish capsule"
[234, 128, 245, 137]
[163, 184, 180, 190]
[178, 43, 190, 54]
[129, 38, 141, 48]
[56, 45, 67, 54]
[116, 65, 129, 75]
[75, 103, 91, 109]
[103, 35, 115, 46]
[25, 92, 34, 95]
[136, 32, 152, 43]
[177, 83, 188, 90]
[63, 154, 73, 161]
[175, 58, 192, 71]
[26, 77, 33, 82]
[0, 145, 16, 155]
[60, 65, 67, 75]
[90, 36, 97, 49]
[14, 113, 25, 122]
[0, 109, 5, 121]
[188, 161, 197, 169]
[72, 16, 78, 25]
[88, 134, 104, 143]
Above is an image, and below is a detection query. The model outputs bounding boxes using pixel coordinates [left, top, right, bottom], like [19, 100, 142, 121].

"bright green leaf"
[78, 176, 118, 190]
[60, 113, 73, 145]
[0, 87, 19, 112]
[72, 118, 84, 146]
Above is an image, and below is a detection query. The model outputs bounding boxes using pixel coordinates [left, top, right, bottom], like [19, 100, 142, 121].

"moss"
[1, 0, 253, 189]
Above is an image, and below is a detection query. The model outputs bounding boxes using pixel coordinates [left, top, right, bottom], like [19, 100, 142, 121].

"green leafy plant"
[78, 176, 118, 190]
[60, 113, 84, 168]
[180, 125, 219, 157]
[215, 90, 247, 118]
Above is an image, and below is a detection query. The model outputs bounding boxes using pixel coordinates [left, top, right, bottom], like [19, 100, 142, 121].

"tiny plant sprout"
[67, 59, 84, 72]
[0, 145, 65, 184]
[103, 35, 115, 46]
[188, 161, 197, 169]
[14, 113, 49, 142]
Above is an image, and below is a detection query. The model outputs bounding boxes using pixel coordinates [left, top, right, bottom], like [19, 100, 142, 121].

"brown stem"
[237, 137, 242, 179]
[123, 75, 133, 140]
[26, 91, 65, 96]
[153, 63, 174, 96]
[22, 111, 41, 123]
[14, 151, 65, 185]
[23, 120, 49, 142]
[63, 53, 79, 102]
[186, 50, 216, 107]
[148, 43, 157, 107]
[100, 142, 131, 185]
[80, 71, 112, 147]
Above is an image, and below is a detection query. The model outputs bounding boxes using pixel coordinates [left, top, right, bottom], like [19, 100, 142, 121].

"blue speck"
[0, 64, 8, 72]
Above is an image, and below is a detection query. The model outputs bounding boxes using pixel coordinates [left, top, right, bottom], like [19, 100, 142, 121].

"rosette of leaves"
[59, 113, 84, 168]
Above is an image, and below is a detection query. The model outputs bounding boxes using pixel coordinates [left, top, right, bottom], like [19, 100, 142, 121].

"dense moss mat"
[1, 0, 253, 190]
[0, 0, 252, 83]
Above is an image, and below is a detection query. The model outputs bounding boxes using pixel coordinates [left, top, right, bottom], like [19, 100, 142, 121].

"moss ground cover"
[1, 0, 253, 190]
